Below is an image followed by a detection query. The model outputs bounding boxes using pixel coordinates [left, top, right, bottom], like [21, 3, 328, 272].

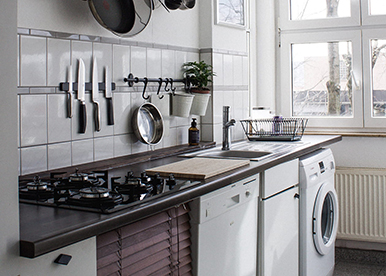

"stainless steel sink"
[181, 149, 273, 161]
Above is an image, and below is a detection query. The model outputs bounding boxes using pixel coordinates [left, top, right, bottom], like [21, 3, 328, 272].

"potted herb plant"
[182, 61, 216, 116]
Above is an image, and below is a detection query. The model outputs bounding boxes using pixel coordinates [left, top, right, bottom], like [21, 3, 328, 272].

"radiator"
[335, 167, 386, 242]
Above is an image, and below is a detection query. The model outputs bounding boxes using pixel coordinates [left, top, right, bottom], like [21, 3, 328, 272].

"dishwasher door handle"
[226, 194, 240, 208]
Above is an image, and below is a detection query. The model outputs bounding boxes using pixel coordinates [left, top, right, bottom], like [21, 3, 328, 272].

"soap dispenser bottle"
[189, 118, 199, 146]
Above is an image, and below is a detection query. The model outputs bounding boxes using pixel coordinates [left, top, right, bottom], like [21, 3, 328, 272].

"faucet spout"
[222, 106, 235, 151]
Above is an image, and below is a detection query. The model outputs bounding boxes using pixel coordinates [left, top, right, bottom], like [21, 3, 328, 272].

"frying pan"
[88, 0, 153, 37]
[132, 102, 164, 145]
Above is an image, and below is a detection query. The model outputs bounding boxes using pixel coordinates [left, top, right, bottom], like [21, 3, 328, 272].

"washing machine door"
[312, 181, 339, 256]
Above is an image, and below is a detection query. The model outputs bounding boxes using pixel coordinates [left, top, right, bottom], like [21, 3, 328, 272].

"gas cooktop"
[19, 167, 200, 214]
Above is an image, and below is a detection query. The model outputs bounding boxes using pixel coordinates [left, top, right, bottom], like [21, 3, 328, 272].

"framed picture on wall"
[215, 0, 246, 28]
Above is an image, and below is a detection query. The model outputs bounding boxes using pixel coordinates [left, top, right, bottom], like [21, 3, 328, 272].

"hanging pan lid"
[88, 0, 153, 37]
[132, 102, 164, 146]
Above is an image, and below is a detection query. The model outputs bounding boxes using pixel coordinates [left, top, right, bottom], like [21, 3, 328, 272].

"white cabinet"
[258, 159, 299, 276]
[190, 174, 259, 276]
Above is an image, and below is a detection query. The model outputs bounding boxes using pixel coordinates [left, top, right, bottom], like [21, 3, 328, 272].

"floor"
[334, 248, 386, 276]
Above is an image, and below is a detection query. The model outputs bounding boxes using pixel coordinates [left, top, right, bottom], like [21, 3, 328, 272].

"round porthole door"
[312, 181, 339, 256]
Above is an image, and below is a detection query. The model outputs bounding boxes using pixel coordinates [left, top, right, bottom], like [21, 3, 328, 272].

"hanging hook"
[170, 78, 176, 95]
[142, 77, 149, 100]
[157, 78, 164, 99]
[164, 78, 170, 92]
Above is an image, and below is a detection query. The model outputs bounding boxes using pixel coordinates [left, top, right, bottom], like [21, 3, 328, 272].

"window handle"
[351, 71, 361, 89]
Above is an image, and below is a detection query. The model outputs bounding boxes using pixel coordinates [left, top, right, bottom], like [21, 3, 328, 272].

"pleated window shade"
[97, 204, 192, 276]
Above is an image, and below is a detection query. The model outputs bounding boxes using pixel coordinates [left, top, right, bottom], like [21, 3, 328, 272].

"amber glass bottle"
[189, 118, 199, 146]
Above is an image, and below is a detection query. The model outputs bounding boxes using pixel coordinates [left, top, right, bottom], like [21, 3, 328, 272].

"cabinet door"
[259, 186, 299, 276]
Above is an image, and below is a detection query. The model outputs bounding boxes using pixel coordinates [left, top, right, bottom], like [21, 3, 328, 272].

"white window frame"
[279, 30, 363, 129]
[361, 0, 386, 25]
[363, 29, 386, 128]
[279, 0, 361, 31]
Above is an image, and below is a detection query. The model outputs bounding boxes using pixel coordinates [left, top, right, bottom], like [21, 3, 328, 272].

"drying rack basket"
[240, 118, 308, 141]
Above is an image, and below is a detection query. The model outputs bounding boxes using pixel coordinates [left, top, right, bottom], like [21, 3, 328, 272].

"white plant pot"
[190, 92, 211, 116]
[171, 92, 195, 117]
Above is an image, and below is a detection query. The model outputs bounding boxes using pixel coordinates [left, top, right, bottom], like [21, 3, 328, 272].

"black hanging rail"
[124, 73, 191, 100]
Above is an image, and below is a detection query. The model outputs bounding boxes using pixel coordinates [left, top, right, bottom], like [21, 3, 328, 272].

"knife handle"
[79, 102, 87, 134]
[94, 102, 101, 132]
[67, 92, 73, 118]
[106, 98, 114, 125]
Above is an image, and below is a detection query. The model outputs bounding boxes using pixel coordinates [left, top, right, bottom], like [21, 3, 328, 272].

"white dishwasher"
[190, 174, 259, 276]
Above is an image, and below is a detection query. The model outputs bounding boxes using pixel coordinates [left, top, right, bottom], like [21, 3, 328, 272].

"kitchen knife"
[105, 66, 114, 125]
[78, 58, 87, 134]
[67, 64, 73, 118]
[92, 57, 101, 132]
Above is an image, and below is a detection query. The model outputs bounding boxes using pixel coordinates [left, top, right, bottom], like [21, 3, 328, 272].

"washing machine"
[299, 148, 339, 276]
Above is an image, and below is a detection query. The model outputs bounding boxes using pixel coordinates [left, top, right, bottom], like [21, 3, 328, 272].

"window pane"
[369, 0, 386, 15]
[371, 39, 386, 116]
[290, 0, 351, 20]
[292, 41, 353, 117]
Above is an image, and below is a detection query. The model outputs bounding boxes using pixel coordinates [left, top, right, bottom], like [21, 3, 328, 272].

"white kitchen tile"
[17, 35, 20, 86]
[162, 121, 177, 148]
[113, 44, 131, 86]
[177, 126, 188, 145]
[131, 134, 148, 154]
[242, 56, 249, 86]
[201, 94, 213, 124]
[93, 42, 113, 82]
[47, 38, 70, 86]
[223, 54, 233, 86]
[48, 142, 71, 170]
[188, 52, 200, 64]
[72, 139, 93, 165]
[214, 123, 222, 145]
[20, 36, 47, 86]
[150, 94, 170, 117]
[72, 41, 93, 82]
[93, 92, 114, 137]
[175, 51, 188, 79]
[47, 94, 72, 143]
[72, 93, 94, 140]
[20, 94, 47, 147]
[131, 46, 147, 78]
[201, 124, 213, 142]
[113, 134, 132, 157]
[21, 145, 47, 175]
[94, 136, 114, 161]
[213, 91, 224, 125]
[113, 92, 131, 135]
[223, 91, 235, 112]
[233, 55, 243, 86]
[161, 49, 175, 78]
[213, 53, 224, 86]
[147, 48, 162, 78]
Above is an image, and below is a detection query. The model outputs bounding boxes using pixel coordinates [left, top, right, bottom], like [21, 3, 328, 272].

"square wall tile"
[113, 44, 131, 86]
[161, 49, 175, 78]
[177, 126, 188, 145]
[151, 94, 170, 117]
[242, 56, 249, 86]
[72, 41, 93, 81]
[131, 134, 148, 154]
[147, 48, 161, 77]
[47, 38, 70, 86]
[72, 139, 93, 165]
[48, 94, 72, 143]
[114, 92, 131, 135]
[201, 124, 213, 142]
[175, 51, 188, 79]
[20, 36, 47, 86]
[93, 42, 113, 82]
[223, 54, 233, 86]
[213, 53, 224, 86]
[233, 55, 243, 86]
[131, 46, 146, 77]
[114, 134, 132, 157]
[20, 94, 47, 147]
[21, 145, 47, 175]
[162, 122, 177, 148]
[48, 142, 71, 170]
[94, 136, 114, 161]
[213, 91, 224, 125]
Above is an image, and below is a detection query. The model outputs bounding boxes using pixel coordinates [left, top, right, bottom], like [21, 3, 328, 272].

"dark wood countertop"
[19, 135, 341, 258]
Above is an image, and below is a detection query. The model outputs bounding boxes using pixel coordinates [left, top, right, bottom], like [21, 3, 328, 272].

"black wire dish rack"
[240, 118, 308, 141]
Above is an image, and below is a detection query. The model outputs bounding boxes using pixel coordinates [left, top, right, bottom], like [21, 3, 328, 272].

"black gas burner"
[19, 168, 201, 214]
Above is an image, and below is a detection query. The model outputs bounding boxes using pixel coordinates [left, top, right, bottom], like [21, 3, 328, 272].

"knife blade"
[77, 58, 87, 134]
[67, 64, 73, 118]
[105, 66, 114, 125]
[92, 57, 101, 132]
